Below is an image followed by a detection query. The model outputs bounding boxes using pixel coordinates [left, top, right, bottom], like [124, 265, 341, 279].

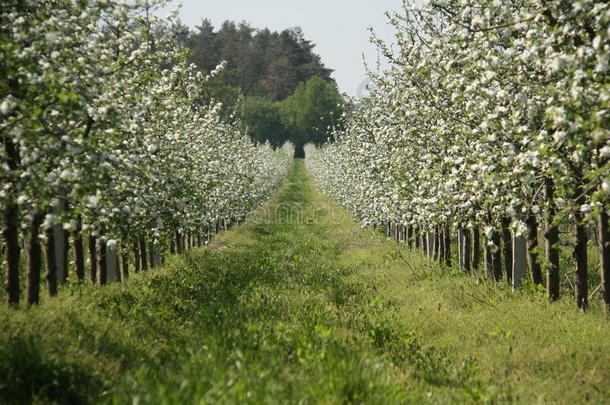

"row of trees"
[1, 0, 294, 307]
[306, 0, 610, 313]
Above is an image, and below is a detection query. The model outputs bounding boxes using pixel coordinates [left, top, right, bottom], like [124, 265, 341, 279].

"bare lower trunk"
[438, 226, 445, 264]
[3, 201, 21, 306]
[431, 228, 437, 260]
[88, 233, 97, 284]
[421, 231, 428, 256]
[3, 138, 21, 306]
[472, 227, 480, 271]
[56, 199, 70, 284]
[484, 235, 493, 279]
[574, 187, 588, 310]
[121, 244, 129, 280]
[458, 229, 464, 269]
[501, 217, 512, 284]
[26, 212, 43, 305]
[45, 227, 58, 296]
[115, 249, 122, 283]
[598, 207, 610, 317]
[73, 215, 85, 280]
[444, 227, 451, 266]
[525, 215, 543, 285]
[97, 239, 107, 285]
[175, 230, 181, 254]
[544, 178, 560, 301]
[139, 237, 148, 271]
[464, 228, 471, 273]
[133, 242, 141, 272]
[492, 230, 502, 282]
[148, 241, 154, 268]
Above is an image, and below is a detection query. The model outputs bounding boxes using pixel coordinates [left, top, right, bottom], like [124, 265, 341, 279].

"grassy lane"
[2, 160, 610, 404]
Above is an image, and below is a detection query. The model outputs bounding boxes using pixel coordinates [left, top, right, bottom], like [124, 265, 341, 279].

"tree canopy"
[179, 20, 343, 150]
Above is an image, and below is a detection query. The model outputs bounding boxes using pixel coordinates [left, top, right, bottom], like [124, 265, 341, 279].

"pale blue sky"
[163, 0, 403, 97]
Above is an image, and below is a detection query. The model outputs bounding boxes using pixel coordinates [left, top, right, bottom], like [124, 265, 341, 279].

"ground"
[1, 160, 609, 404]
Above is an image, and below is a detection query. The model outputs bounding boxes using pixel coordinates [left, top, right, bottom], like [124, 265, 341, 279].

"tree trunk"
[97, 239, 107, 285]
[45, 227, 58, 296]
[88, 233, 97, 284]
[472, 227, 480, 271]
[421, 230, 427, 253]
[598, 207, 610, 317]
[525, 215, 543, 285]
[3, 201, 21, 306]
[544, 177, 560, 301]
[438, 226, 445, 264]
[444, 226, 451, 266]
[26, 212, 43, 305]
[430, 228, 436, 260]
[3, 137, 21, 306]
[484, 235, 493, 279]
[492, 229, 502, 282]
[115, 249, 122, 283]
[574, 187, 589, 310]
[55, 199, 70, 284]
[414, 227, 420, 250]
[121, 246, 129, 281]
[148, 241, 154, 268]
[139, 237, 148, 271]
[464, 228, 471, 273]
[501, 217, 512, 284]
[436, 227, 442, 261]
[73, 215, 85, 280]
[512, 236, 528, 289]
[133, 242, 141, 272]
[175, 230, 181, 254]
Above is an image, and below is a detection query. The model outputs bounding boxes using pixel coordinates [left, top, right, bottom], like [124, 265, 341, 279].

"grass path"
[2, 160, 610, 404]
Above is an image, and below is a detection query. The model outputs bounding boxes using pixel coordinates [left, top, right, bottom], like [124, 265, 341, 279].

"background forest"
[178, 20, 345, 155]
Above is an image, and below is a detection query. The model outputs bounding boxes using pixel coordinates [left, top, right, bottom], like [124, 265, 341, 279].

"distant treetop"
[181, 19, 334, 101]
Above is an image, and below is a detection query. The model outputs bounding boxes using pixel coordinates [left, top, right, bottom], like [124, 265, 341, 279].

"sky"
[161, 0, 403, 97]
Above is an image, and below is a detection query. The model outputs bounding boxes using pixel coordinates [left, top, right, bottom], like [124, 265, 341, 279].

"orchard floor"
[2, 160, 610, 404]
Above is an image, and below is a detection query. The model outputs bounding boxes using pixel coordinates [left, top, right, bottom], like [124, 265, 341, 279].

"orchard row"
[1, 0, 293, 306]
[306, 0, 610, 312]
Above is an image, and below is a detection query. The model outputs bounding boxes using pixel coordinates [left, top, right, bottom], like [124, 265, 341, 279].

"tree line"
[306, 0, 610, 314]
[0, 0, 294, 307]
[178, 19, 345, 155]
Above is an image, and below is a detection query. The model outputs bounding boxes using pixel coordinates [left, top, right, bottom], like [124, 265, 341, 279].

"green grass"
[1, 160, 610, 404]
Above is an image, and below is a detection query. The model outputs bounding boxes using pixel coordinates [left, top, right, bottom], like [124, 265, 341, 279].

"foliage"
[184, 21, 333, 102]
[0, 0, 294, 304]
[281, 77, 344, 147]
[240, 77, 344, 154]
[239, 96, 292, 147]
[305, 0, 610, 304]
